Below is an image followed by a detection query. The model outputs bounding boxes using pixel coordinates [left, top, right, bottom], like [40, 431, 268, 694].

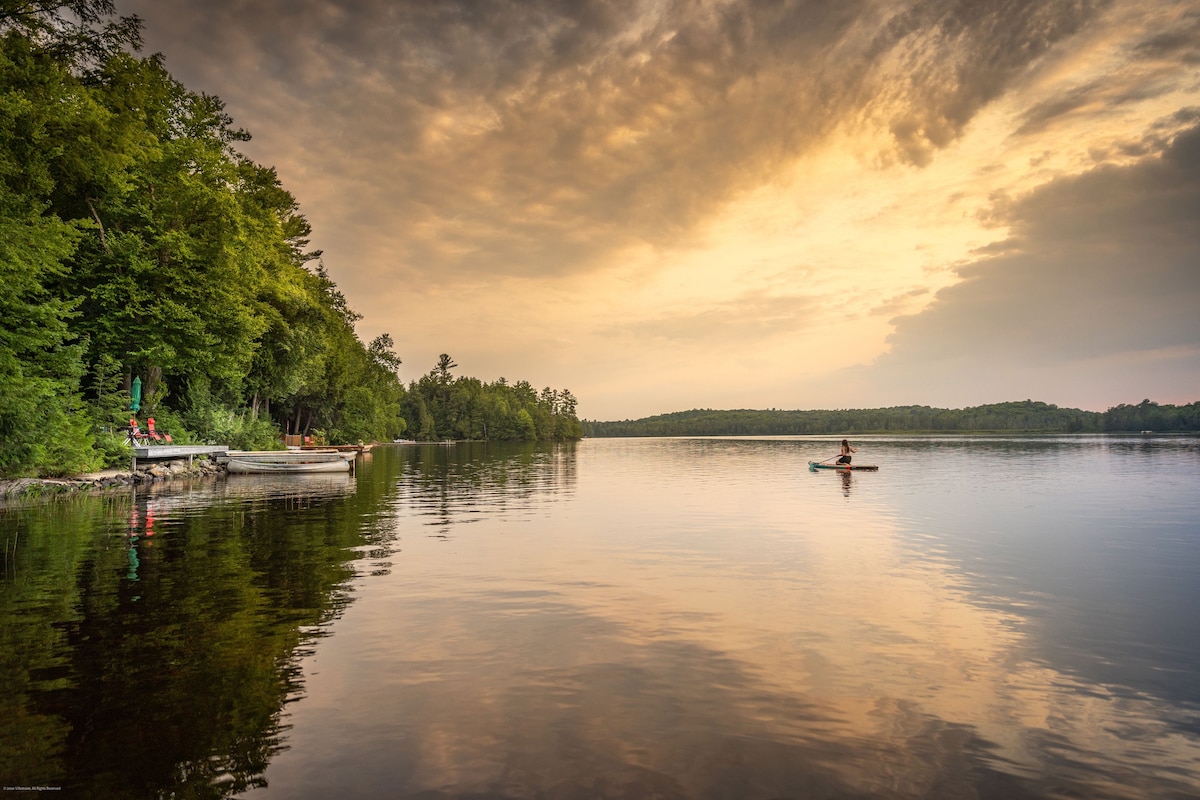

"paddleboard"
[808, 461, 879, 471]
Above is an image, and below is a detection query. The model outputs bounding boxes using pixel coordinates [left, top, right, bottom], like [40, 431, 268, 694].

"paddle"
[817, 453, 841, 465]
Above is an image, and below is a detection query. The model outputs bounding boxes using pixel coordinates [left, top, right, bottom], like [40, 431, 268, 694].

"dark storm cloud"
[876, 121, 1200, 372]
[119, 0, 1108, 279]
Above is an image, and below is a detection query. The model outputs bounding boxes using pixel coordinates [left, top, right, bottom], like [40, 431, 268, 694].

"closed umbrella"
[130, 376, 142, 413]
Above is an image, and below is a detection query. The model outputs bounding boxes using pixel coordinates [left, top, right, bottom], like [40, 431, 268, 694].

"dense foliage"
[583, 399, 1200, 437]
[0, 2, 580, 477]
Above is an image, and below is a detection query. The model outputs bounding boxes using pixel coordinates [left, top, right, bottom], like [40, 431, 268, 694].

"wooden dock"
[132, 445, 228, 472]
[299, 444, 373, 454]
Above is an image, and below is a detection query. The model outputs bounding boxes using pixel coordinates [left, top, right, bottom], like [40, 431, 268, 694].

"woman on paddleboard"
[836, 439, 856, 465]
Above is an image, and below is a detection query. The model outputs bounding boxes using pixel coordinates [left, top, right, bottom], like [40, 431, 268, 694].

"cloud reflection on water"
[248, 440, 1200, 799]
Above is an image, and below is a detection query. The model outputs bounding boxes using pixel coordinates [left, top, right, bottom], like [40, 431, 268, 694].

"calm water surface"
[2, 436, 1199, 799]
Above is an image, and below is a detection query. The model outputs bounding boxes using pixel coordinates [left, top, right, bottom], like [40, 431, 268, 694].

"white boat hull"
[220, 450, 353, 463]
[226, 458, 351, 474]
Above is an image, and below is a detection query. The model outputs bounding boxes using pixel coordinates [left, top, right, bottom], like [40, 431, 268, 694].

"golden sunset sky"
[118, 0, 1200, 419]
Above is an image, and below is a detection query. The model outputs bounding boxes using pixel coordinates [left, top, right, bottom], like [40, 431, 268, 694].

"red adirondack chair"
[146, 417, 173, 444]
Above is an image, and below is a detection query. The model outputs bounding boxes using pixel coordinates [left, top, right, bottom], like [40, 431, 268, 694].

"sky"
[114, 0, 1200, 420]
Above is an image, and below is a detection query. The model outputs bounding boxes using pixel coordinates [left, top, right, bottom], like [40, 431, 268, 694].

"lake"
[2, 435, 1199, 799]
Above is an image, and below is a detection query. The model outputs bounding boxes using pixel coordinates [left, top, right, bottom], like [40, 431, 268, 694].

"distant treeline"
[582, 400, 1200, 437]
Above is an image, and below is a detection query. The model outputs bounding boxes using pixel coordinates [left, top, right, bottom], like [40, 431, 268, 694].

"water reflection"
[142, 471, 356, 507]
[805, 466, 859, 496]
[0, 469, 372, 797]
[390, 442, 577, 538]
[245, 437, 1200, 799]
[1, 438, 1198, 798]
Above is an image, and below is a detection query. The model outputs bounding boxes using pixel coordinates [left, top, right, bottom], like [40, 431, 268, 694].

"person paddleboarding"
[836, 439, 856, 465]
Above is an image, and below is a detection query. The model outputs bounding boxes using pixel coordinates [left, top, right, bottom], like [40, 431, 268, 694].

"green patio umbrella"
[130, 376, 142, 414]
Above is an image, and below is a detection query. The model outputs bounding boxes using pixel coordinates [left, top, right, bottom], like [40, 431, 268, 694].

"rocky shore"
[0, 457, 226, 504]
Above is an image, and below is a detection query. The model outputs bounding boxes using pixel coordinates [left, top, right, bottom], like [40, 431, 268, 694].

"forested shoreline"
[0, 1, 580, 478]
[583, 400, 1200, 437]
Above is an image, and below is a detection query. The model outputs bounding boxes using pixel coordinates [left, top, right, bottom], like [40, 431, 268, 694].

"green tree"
[0, 22, 101, 475]
[514, 408, 537, 441]
[66, 54, 266, 406]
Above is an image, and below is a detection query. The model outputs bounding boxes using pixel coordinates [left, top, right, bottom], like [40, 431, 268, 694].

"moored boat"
[219, 449, 354, 475]
[226, 457, 350, 474]
[218, 450, 354, 464]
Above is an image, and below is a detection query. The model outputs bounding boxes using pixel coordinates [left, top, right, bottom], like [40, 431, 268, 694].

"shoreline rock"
[0, 458, 227, 505]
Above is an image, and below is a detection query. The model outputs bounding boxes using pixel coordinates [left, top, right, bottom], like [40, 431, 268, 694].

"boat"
[809, 461, 879, 471]
[218, 450, 354, 464]
[226, 457, 350, 474]
[219, 450, 354, 475]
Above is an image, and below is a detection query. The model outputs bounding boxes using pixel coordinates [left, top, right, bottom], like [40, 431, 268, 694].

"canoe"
[809, 461, 879, 471]
[226, 458, 350, 474]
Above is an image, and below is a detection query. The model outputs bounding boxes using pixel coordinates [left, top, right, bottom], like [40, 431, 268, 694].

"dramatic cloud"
[136, 0, 1106, 276]
[116, 0, 1200, 416]
[859, 121, 1200, 409]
